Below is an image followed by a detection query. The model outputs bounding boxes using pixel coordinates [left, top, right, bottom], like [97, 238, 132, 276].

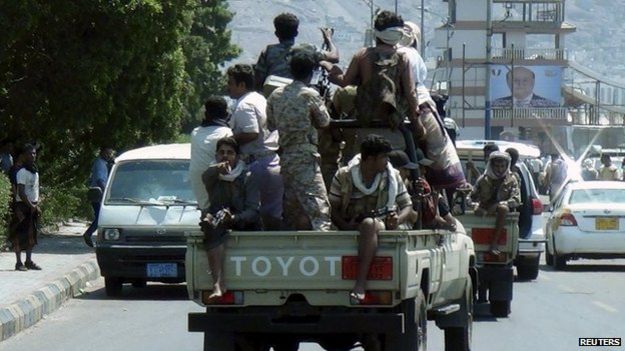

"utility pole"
[484, 0, 493, 139]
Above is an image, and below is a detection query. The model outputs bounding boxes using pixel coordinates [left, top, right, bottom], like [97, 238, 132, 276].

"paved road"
[3, 258, 625, 351]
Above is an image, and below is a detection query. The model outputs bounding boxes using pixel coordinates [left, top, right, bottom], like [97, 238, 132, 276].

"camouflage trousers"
[281, 152, 332, 231]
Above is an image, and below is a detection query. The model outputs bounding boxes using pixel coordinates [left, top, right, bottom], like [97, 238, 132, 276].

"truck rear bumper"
[96, 245, 186, 281]
[188, 311, 403, 334]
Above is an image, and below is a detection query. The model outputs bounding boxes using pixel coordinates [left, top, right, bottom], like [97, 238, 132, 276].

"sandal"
[349, 291, 366, 304]
[25, 261, 42, 270]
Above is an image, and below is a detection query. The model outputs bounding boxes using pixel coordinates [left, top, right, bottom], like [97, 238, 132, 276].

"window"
[106, 160, 195, 204]
[568, 189, 625, 205]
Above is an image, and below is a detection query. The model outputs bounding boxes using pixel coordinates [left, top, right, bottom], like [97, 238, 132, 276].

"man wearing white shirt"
[227, 64, 283, 229]
[12, 144, 42, 271]
[189, 97, 233, 212]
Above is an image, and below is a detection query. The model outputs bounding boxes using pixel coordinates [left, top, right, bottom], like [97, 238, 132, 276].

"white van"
[95, 143, 200, 296]
[455, 140, 545, 280]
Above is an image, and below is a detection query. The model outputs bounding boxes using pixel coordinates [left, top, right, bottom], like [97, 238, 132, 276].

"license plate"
[147, 263, 177, 278]
[596, 217, 619, 230]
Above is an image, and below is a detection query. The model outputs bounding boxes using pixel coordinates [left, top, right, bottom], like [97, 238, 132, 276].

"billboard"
[490, 65, 562, 108]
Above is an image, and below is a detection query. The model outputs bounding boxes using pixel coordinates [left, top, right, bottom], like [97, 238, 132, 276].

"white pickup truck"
[186, 227, 476, 351]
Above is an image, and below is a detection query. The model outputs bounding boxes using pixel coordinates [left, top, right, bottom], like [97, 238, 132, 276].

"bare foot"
[206, 285, 225, 303]
[489, 245, 501, 256]
[349, 286, 366, 303]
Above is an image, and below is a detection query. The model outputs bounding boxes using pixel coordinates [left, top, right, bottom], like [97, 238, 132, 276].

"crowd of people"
[190, 10, 523, 303]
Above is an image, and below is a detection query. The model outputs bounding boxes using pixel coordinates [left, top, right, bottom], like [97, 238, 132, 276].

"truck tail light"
[470, 228, 507, 245]
[202, 290, 243, 305]
[532, 198, 543, 215]
[350, 291, 393, 305]
[341, 256, 393, 280]
[559, 213, 577, 226]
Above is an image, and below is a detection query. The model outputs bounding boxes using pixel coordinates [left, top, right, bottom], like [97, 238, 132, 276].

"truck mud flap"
[188, 312, 404, 334]
[477, 266, 513, 301]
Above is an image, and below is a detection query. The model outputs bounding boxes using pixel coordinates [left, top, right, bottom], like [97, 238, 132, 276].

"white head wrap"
[485, 151, 511, 180]
[399, 21, 421, 48]
[374, 27, 405, 46]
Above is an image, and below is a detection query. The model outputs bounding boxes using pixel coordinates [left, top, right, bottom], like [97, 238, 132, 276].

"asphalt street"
[3, 257, 625, 351]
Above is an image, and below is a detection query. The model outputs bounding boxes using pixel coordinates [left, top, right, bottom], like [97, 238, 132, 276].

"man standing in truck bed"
[266, 47, 331, 231]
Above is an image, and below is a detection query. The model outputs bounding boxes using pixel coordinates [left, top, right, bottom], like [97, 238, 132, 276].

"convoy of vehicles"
[94, 144, 199, 296]
[545, 181, 625, 269]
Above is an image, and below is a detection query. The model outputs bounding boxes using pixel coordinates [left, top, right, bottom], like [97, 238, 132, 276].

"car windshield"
[568, 188, 625, 205]
[105, 160, 195, 204]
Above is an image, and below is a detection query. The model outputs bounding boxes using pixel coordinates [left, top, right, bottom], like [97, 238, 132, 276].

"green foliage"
[180, 0, 240, 132]
[0, 174, 10, 246]
[40, 186, 92, 227]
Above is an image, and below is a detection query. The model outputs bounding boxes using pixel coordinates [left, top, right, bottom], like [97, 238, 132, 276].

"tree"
[0, 0, 196, 185]
[180, 0, 241, 132]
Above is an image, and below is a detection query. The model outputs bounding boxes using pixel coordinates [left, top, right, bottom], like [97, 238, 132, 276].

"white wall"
[456, 0, 487, 21]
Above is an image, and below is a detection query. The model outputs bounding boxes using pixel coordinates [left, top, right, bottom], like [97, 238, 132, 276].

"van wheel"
[383, 290, 427, 350]
[545, 246, 554, 266]
[490, 300, 511, 318]
[104, 277, 123, 297]
[444, 279, 473, 351]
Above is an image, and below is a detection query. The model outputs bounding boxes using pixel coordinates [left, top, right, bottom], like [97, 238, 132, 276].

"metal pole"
[420, 0, 425, 58]
[484, 0, 493, 139]
[395, 0, 398, 14]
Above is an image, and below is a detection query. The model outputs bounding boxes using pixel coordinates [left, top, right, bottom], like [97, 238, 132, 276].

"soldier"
[471, 151, 520, 255]
[255, 12, 338, 91]
[329, 135, 415, 301]
[266, 48, 332, 231]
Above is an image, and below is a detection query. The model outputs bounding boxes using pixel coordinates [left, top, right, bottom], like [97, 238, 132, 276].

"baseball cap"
[388, 150, 418, 170]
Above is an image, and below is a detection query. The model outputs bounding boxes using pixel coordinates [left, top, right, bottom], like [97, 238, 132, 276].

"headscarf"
[583, 158, 594, 169]
[218, 160, 246, 182]
[399, 21, 421, 48]
[374, 26, 405, 46]
[485, 151, 511, 180]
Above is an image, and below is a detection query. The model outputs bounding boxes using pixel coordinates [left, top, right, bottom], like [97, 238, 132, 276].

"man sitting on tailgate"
[329, 135, 414, 302]
[470, 151, 520, 255]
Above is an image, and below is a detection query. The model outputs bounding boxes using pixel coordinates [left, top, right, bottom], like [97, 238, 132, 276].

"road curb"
[0, 259, 100, 342]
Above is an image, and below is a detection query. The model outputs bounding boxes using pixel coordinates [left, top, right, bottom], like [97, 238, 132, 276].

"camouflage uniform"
[471, 173, 520, 214]
[267, 80, 332, 231]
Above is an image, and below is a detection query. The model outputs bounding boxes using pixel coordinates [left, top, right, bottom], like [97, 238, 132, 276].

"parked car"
[456, 140, 544, 280]
[545, 181, 625, 269]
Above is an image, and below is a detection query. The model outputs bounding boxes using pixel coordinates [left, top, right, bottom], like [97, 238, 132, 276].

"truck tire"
[490, 300, 511, 318]
[516, 256, 540, 281]
[383, 290, 427, 351]
[545, 246, 554, 266]
[104, 277, 123, 297]
[203, 331, 235, 351]
[444, 279, 473, 351]
[272, 340, 299, 351]
[131, 279, 147, 288]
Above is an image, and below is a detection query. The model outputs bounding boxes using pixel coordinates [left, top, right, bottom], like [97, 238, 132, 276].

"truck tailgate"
[459, 212, 519, 263]
[186, 230, 440, 306]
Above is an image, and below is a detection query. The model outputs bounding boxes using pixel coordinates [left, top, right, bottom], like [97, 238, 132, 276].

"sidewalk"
[0, 221, 100, 342]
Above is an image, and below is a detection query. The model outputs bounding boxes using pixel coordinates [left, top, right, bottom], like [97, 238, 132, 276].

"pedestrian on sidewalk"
[0, 138, 14, 175]
[83, 146, 115, 247]
[10, 144, 42, 271]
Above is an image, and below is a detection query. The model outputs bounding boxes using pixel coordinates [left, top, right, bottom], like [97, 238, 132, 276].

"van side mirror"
[87, 187, 103, 203]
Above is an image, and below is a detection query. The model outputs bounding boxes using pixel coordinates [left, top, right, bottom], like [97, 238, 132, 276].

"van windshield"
[105, 160, 196, 205]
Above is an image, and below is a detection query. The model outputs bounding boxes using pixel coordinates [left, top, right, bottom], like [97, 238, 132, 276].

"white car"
[545, 181, 625, 269]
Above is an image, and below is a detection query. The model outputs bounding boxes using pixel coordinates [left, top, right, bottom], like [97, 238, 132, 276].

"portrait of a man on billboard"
[491, 66, 561, 108]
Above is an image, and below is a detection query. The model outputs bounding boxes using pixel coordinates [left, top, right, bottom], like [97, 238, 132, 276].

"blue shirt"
[89, 157, 110, 189]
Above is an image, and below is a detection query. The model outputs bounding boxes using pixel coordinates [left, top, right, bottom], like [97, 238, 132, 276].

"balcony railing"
[492, 107, 569, 121]
[492, 2, 564, 23]
[491, 47, 568, 61]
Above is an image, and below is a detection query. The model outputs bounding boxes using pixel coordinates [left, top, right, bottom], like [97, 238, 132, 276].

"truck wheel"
[516, 256, 540, 281]
[444, 279, 473, 351]
[272, 340, 298, 351]
[203, 331, 235, 351]
[104, 277, 123, 297]
[490, 300, 511, 318]
[554, 253, 567, 270]
[383, 290, 427, 351]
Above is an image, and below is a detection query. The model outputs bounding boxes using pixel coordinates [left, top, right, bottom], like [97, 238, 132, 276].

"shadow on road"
[34, 234, 93, 255]
[472, 303, 498, 322]
[540, 263, 625, 273]
[79, 283, 190, 301]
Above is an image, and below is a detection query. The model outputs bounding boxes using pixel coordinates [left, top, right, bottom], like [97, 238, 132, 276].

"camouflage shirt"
[471, 173, 521, 209]
[266, 80, 330, 155]
[255, 41, 324, 85]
